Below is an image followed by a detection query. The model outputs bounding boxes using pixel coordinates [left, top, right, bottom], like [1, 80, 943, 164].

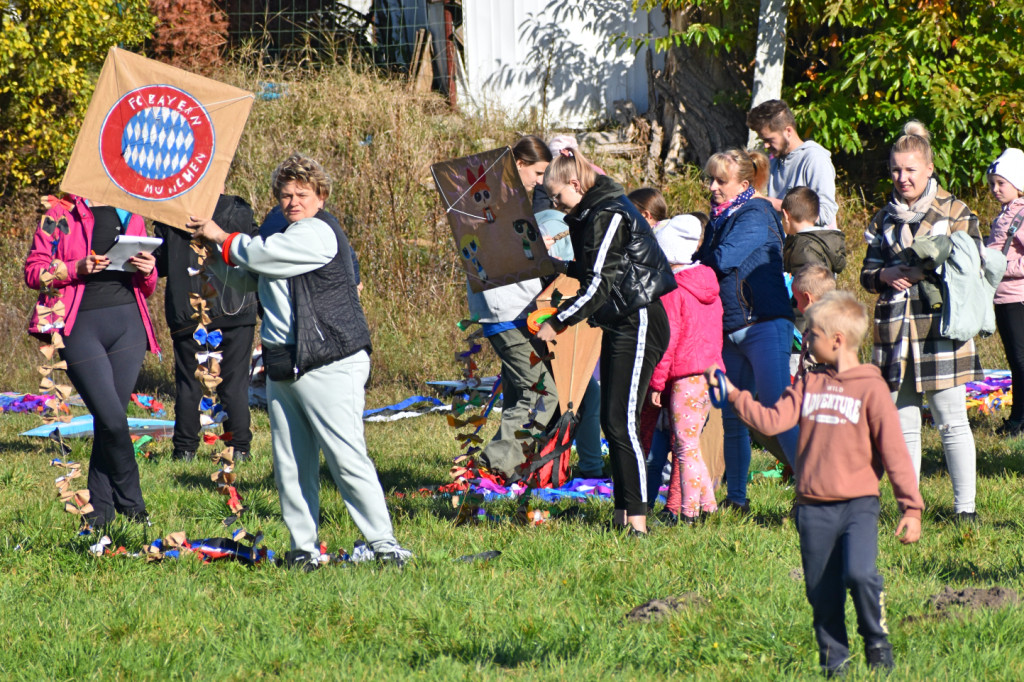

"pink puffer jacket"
[985, 197, 1024, 304]
[649, 264, 724, 391]
[25, 194, 160, 353]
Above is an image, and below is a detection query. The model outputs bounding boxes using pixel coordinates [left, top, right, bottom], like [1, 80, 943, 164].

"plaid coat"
[860, 187, 983, 392]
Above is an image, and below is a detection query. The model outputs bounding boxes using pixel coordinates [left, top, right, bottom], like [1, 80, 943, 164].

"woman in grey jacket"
[192, 154, 411, 569]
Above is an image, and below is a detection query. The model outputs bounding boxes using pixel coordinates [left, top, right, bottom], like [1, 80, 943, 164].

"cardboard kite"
[61, 47, 254, 229]
[536, 275, 602, 414]
[431, 147, 560, 292]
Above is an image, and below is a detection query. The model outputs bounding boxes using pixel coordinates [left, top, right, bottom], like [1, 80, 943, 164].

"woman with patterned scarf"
[697, 148, 796, 513]
[860, 121, 982, 524]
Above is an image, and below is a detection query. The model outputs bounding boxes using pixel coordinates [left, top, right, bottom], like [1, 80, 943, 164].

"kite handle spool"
[527, 307, 559, 335]
[709, 369, 728, 408]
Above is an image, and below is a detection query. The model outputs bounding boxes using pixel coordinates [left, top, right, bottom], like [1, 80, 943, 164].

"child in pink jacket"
[648, 214, 724, 523]
[984, 148, 1024, 435]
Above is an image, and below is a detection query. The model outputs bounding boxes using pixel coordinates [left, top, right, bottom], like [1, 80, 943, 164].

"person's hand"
[649, 390, 662, 408]
[880, 265, 925, 291]
[188, 216, 228, 245]
[703, 364, 735, 393]
[535, 321, 558, 342]
[895, 515, 921, 544]
[128, 251, 155, 275]
[77, 254, 109, 275]
[542, 234, 556, 250]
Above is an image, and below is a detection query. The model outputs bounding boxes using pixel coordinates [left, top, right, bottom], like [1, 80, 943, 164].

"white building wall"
[462, 1, 666, 128]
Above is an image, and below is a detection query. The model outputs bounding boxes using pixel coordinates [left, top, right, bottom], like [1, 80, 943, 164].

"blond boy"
[707, 292, 923, 676]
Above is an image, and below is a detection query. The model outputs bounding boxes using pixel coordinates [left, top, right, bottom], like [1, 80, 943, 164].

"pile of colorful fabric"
[965, 370, 1013, 414]
[0, 392, 53, 413]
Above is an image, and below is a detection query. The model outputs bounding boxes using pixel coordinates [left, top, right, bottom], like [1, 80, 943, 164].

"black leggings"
[61, 303, 148, 526]
[995, 302, 1024, 422]
[600, 301, 670, 516]
[171, 324, 254, 452]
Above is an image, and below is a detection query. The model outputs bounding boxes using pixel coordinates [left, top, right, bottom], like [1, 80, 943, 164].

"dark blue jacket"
[700, 198, 793, 333]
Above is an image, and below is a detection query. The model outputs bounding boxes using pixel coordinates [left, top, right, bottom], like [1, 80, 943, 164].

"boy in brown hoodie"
[706, 291, 923, 677]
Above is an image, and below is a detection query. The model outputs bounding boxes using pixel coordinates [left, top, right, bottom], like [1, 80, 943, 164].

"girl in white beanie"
[985, 148, 1024, 435]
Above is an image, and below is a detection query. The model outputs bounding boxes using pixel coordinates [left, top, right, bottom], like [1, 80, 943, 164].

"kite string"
[201, 94, 256, 111]
[430, 147, 510, 217]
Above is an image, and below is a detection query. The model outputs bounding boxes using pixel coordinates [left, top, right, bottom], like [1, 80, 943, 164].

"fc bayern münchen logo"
[99, 84, 215, 201]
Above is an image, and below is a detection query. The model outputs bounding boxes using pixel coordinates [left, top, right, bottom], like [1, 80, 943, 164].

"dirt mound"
[931, 586, 1018, 612]
[625, 593, 709, 623]
[904, 585, 1019, 624]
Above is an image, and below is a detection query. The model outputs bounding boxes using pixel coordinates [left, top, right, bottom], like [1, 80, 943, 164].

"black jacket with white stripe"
[554, 175, 676, 330]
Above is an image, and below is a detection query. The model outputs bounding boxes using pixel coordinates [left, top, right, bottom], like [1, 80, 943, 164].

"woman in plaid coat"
[860, 121, 982, 523]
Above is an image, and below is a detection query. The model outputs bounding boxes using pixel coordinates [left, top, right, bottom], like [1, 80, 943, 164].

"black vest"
[291, 211, 371, 375]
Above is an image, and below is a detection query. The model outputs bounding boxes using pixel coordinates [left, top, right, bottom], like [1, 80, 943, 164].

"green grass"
[2, 53, 1022, 680]
[2, 400, 1024, 680]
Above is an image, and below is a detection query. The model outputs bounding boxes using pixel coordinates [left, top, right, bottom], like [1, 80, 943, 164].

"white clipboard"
[104, 235, 163, 272]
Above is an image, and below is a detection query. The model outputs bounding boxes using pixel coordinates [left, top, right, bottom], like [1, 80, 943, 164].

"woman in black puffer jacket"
[536, 147, 675, 535]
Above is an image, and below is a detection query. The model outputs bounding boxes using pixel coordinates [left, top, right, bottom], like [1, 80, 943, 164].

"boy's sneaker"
[233, 450, 250, 462]
[822, 662, 848, 679]
[865, 643, 894, 672]
[172, 449, 196, 462]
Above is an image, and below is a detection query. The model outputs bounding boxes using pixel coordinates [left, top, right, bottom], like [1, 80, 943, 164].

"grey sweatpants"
[480, 326, 558, 477]
[267, 350, 399, 553]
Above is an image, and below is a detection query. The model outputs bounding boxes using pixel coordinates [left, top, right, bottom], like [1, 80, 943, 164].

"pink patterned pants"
[666, 375, 717, 518]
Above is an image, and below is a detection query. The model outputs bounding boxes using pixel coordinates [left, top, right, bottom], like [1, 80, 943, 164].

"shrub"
[0, 0, 155, 194]
[149, 0, 228, 71]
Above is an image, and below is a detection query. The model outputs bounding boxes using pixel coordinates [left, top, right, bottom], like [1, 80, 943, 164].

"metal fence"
[220, 0, 461, 102]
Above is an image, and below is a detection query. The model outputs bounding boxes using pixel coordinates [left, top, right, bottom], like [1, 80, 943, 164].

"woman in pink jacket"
[647, 214, 724, 524]
[26, 195, 160, 530]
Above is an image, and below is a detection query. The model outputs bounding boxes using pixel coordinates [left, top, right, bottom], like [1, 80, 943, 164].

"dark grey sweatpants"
[794, 496, 890, 673]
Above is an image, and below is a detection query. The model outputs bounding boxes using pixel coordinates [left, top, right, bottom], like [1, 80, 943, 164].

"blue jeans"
[721, 317, 798, 506]
[645, 421, 672, 507]
[574, 376, 604, 476]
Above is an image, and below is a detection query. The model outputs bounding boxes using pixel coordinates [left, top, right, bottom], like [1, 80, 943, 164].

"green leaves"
[787, 0, 1024, 191]
[0, 0, 155, 192]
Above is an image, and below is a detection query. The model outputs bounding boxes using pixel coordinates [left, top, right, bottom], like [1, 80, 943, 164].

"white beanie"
[656, 214, 703, 266]
[988, 148, 1024, 192]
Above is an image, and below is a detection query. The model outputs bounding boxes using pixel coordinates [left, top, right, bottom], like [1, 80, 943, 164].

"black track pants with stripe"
[600, 301, 670, 516]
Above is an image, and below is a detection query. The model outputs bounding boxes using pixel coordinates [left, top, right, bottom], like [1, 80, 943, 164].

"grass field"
[1, 52, 1021, 681]
[2, 395, 1024, 680]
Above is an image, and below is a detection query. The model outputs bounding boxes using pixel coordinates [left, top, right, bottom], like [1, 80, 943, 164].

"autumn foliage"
[148, 0, 228, 71]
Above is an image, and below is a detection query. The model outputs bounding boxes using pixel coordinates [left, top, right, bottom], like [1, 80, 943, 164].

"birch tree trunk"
[747, 0, 789, 147]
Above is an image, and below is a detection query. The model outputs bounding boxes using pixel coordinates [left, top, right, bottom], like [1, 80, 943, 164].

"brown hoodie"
[730, 363, 924, 518]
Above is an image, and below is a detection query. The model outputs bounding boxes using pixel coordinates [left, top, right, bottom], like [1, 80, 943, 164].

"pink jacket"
[25, 195, 160, 353]
[650, 264, 724, 391]
[986, 198, 1024, 304]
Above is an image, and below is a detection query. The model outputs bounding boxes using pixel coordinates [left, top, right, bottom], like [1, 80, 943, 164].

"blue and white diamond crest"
[120, 107, 195, 180]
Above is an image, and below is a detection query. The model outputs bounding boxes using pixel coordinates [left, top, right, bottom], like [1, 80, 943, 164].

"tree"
[0, 0, 154, 193]
[625, 0, 762, 172]
[791, 0, 1024, 191]
[629, 0, 1024, 192]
